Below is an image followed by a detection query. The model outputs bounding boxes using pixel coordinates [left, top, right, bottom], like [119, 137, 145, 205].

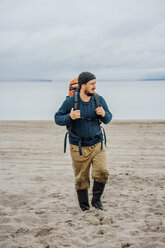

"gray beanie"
[78, 72, 96, 86]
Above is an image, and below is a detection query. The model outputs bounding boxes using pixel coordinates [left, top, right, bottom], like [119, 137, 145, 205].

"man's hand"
[96, 107, 105, 117]
[70, 108, 81, 120]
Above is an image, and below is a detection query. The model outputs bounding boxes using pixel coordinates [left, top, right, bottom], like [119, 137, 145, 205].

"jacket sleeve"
[54, 98, 72, 126]
[99, 96, 113, 124]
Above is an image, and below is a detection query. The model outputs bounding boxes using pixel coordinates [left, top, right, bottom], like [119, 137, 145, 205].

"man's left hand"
[95, 107, 105, 117]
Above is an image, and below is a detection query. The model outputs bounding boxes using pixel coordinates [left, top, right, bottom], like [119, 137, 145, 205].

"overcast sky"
[0, 0, 165, 81]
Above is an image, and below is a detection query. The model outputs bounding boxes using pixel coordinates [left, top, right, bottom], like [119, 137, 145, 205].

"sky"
[0, 0, 165, 81]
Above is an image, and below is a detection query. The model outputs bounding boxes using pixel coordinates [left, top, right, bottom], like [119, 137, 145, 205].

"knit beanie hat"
[78, 72, 96, 86]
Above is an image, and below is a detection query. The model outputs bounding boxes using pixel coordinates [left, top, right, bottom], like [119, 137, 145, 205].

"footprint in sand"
[11, 227, 30, 237]
[34, 227, 54, 237]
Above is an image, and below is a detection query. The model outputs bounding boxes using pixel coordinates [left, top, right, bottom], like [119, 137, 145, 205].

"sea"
[0, 80, 165, 120]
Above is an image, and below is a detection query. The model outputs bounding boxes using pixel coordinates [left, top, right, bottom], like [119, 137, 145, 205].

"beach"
[0, 120, 165, 248]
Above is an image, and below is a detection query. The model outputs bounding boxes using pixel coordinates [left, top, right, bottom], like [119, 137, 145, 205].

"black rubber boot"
[77, 190, 90, 211]
[91, 180, 106, 211]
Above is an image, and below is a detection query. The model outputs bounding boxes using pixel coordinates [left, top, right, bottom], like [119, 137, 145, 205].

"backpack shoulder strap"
[94, 93, 102, 108]
[94, 93, 102, 124]
[73, 89, 79, 110]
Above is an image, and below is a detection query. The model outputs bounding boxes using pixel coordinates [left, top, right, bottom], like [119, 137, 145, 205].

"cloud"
[0, 0, 165, 80]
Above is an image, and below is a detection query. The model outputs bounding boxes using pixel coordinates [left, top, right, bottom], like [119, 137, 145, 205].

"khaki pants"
[70, 142, 109, 190]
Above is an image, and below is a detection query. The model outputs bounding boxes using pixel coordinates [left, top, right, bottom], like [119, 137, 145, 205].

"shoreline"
[0, 119, 165, 122]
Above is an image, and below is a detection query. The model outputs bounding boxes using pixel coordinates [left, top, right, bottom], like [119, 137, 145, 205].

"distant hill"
[0, 79, 53, 82]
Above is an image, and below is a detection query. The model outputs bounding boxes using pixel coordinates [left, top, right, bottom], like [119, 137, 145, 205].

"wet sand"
[0, 120, 165, 248]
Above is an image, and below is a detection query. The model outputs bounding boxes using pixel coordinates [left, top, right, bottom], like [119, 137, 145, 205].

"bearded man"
[55, 72, 112, 211]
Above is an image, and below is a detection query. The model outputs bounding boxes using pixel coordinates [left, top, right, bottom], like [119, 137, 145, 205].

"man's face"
[84, 79, 96, 96]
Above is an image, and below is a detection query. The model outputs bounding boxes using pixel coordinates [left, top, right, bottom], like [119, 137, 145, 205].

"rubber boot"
[77, 190, 90, 211]
[91, 180, 106, 211]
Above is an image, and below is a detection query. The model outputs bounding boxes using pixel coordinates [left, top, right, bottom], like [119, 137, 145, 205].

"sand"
[0, 120, 165, 248]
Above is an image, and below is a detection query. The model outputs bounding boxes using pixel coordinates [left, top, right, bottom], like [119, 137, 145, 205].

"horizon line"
[0, 78, 165, 82]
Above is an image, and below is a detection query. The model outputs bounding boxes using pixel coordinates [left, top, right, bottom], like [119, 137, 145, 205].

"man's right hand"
[70, 108, 81, 120]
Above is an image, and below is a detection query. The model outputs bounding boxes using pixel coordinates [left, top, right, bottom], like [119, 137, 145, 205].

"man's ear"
[81, 84, 86, 90]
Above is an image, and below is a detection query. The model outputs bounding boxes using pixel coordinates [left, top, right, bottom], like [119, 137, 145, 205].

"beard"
[84, 88, 95, 96]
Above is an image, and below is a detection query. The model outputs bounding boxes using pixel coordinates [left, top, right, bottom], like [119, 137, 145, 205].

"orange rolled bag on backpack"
[68, 77, 79, 97]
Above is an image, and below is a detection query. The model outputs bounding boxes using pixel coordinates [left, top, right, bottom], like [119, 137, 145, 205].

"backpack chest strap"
[80, 116, 99, 122]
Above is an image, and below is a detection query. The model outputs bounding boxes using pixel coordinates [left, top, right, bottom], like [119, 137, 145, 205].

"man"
[54, 72, 112, 211]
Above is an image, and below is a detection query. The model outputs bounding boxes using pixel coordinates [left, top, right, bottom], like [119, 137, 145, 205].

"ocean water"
[0, 81, 165, 120]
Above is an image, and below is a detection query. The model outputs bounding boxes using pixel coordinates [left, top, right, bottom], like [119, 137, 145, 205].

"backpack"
[68, 77, 79, 97]
[64, 77, 107, 155]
